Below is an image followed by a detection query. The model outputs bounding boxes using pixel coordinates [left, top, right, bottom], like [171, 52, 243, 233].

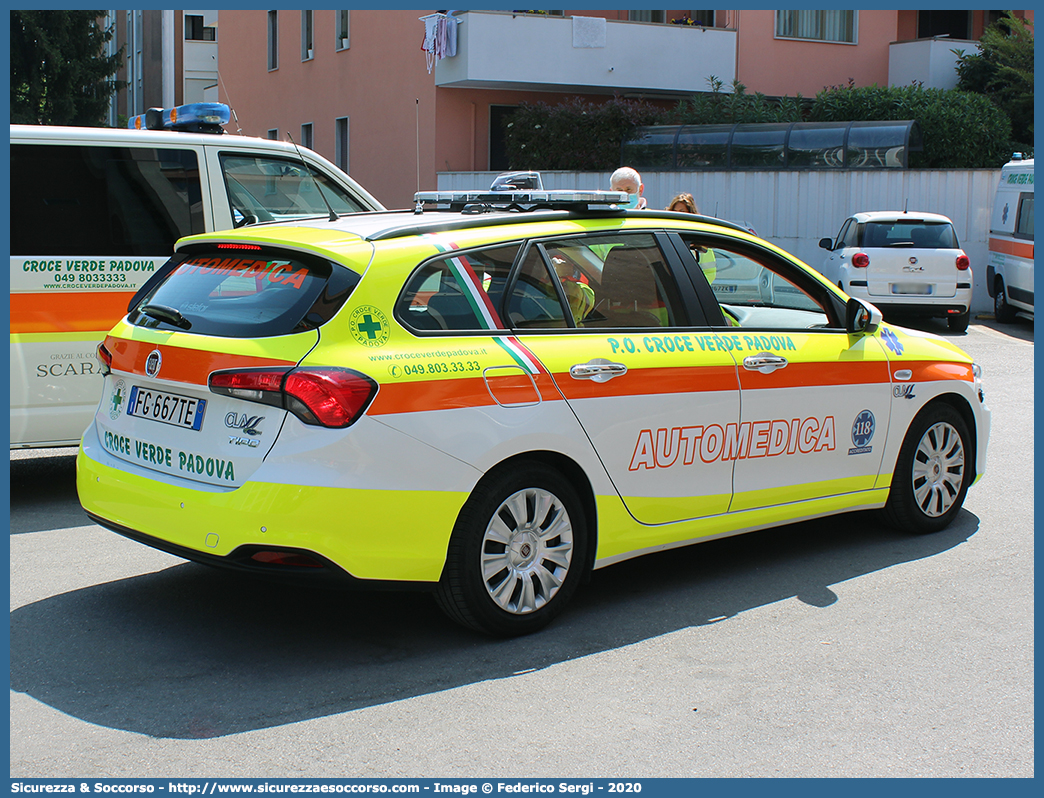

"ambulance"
[985, 154, 1033, 322]
[10, 103, 383, 448]
[76, 189, 991, 635]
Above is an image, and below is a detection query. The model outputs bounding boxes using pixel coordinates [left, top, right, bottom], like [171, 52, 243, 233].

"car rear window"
[861, 221, 959, 249]
[128, 246, 359, 337]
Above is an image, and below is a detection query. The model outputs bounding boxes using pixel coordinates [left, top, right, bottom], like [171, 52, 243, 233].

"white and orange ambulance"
[986, 154, 1033, 322]
[10, 103, 383, 448]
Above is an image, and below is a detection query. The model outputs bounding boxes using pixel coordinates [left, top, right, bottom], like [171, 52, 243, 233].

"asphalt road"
[9, 318, 1034, 778]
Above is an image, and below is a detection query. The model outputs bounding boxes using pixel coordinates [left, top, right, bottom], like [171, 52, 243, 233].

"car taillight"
[208, 367, 377, 428]
[956, 254, 970, 271]
[852, 252, 870, 268]
[96, 343, 112, 376]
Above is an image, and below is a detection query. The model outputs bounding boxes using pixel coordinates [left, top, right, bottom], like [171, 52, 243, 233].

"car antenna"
[287, 132, 339, 222]
[903, 198, 909, 214]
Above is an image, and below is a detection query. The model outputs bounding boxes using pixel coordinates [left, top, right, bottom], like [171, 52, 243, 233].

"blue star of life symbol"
[881, 327, 904, 356]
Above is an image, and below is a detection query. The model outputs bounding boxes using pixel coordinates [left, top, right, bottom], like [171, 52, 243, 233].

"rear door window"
[129, 246, 359, 337]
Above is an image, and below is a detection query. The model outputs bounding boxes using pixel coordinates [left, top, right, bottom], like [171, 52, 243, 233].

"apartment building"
[105, 9, 219, 126]
[215, 9, 1032, 207]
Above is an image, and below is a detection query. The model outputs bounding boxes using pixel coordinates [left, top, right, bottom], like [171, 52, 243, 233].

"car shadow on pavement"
[9, 449, 86, 535]
[10, 508, 978, 739]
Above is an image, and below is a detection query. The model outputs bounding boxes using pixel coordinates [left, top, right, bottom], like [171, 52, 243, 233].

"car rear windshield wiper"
[139, 303, 192, 330]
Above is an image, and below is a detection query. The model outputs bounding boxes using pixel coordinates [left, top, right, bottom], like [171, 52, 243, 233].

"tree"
[11, 10, 124, 126]
[954, 11, 1034, 149]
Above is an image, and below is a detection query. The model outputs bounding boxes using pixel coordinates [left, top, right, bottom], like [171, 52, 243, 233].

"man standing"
[609, 166, 646, 209]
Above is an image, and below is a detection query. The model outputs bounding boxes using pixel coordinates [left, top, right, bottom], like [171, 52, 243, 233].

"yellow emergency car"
[76, 190, 991, 636]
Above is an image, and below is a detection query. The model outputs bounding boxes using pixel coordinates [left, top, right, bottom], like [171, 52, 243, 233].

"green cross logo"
[109, 380, 127, 419]
[358, 314, 383, 339]
[349, 305, 390, 348]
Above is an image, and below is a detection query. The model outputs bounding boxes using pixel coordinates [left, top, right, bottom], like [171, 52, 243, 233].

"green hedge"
[502, 82, 1014, 170]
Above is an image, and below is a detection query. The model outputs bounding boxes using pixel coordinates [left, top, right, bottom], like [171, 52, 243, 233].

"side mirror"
[846, 297, 882, 335]
[819, 237, 834, 251]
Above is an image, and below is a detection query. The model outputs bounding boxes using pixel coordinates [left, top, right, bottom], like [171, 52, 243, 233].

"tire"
[947, 311, 970, 332]
[994, 281, 1017, 324]
[883, 404, 972, 534]
[435, 464, 587, 636]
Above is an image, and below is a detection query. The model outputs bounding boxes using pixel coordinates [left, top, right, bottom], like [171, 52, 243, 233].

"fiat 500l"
[78, 190, 990, 636]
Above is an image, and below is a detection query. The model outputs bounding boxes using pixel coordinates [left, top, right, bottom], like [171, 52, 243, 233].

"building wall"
[218, 10, 440, 208]
[736, 10, 898, 95]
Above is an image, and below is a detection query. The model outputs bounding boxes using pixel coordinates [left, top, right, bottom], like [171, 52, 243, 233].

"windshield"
[220, 153, 370, 226]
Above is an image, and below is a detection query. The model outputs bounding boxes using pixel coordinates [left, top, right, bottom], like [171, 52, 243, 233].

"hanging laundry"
[421, 12, 460, 73]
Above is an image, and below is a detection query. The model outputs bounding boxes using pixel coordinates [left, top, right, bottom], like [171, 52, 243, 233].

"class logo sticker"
[349, 305, 390, 348]
[849, 409, 875, 455]
[109, 379, 127, 420]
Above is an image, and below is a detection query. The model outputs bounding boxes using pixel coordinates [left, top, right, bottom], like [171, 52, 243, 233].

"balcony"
[888, 37, 980, 91]
[434, 11, 737, 96]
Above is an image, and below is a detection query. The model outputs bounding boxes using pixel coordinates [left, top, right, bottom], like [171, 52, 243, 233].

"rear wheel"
[947, 311, 970, 332]
[994, 281, 1017, 323]
[435, 464, 587, 636]
[883, 404, 972, 534]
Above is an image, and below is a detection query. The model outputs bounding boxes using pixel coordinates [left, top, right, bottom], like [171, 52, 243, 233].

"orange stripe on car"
[904, 361, 974, 382]
[988, 238, 1033, 259]
[738, 361, 890, 391]
[11, 291, 135, 334]
[106, 336, 296, 385]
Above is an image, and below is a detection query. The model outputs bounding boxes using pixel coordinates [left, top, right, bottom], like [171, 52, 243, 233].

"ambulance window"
[220, 154, 369, 224]
[11, 144, 203, 256]
[525, 233, 686, 329]
[678, 236, 840, 330]
[396, 245, 518, 332]
[1015, 194, 1033, 240]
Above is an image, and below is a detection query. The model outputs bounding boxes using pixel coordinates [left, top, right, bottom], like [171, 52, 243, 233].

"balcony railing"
[888, 37, 979, 91]
[434, 11, 737, 96]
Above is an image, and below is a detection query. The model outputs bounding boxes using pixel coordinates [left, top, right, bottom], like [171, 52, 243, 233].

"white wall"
[889, 38, 978, 91]
[437, 168, 1002, 312]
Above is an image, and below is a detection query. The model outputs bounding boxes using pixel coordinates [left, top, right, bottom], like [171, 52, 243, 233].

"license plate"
[127, 385, 207, 431]
[892, 283, 933, 295]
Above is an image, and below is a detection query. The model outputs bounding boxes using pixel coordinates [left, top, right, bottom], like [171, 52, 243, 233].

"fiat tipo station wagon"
[78, 190, 990, 635]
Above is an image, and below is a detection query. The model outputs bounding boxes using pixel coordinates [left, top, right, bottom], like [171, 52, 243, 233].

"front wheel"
[883, 404, 972, 534]
[435, 464, 587, 636]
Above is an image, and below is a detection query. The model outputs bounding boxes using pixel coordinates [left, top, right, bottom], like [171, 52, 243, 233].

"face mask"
[621, 193, 640, 209]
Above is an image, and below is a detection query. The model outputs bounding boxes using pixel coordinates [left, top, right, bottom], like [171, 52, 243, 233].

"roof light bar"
[414, 189, 631, 213]
[129, 102, 231, 134]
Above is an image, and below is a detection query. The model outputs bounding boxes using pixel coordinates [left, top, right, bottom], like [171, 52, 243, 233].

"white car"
[818, 211, 972, 332]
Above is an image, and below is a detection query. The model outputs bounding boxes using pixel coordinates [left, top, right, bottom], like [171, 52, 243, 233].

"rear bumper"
[84, 509, 431, 590]
[76, 422, 462, 583]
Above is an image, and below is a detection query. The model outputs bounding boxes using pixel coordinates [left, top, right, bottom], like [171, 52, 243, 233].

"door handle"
[569, 359, 628, 383]
[743, 353, 788, 374]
